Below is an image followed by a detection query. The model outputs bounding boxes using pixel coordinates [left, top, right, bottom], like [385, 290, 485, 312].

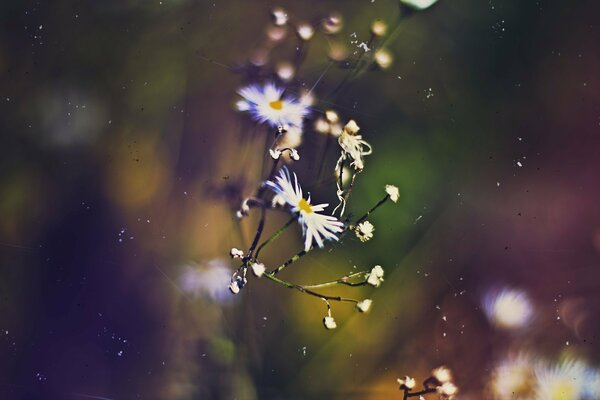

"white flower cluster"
[398, 366, 458, 400]
[221, 5, 420, 330]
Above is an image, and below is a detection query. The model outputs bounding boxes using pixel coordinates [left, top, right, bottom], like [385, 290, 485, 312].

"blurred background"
[1, 0, 600, 399]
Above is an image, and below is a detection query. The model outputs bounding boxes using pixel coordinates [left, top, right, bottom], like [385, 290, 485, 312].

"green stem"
[254, 216, 296, 259]
[263, 272, 358, 303]
[269, 249, 307, 275]
[303, 271, 369, 289]
[355, 194, 389, 225]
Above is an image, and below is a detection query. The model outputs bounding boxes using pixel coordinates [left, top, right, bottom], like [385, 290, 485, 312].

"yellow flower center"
[549, 381, 577, 400]
[269, 99, 284, 110]
[298, 198, 313, 213]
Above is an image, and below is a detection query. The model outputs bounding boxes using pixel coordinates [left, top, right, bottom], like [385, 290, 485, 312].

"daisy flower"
[490, 353, 535, 399]
[535, 360, 588, 400]
[236, 82, 309, 128]
[264, 166, 344, 251]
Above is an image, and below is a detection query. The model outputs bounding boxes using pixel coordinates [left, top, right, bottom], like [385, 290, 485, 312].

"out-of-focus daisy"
[179, 260, 233, 302]
[236, 83, 309, 128]
[400, 0, 439, 10]
[490, 354, 535, 399]
[583, 368, 600, 400]
[338, 119, 372, 170]
[483, 287, 534, 330]
[264, 166, 344, 251]
[355, 221, 375, 242]
[535, 360, 588, 400]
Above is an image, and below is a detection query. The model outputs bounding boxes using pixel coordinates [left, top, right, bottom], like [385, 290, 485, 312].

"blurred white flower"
[271, 7, 288, 26]
[437, 382, 458, 399]
[179, 260, 233, 302]
[321, 13, 343, 34]
[296, 23, 315, 40]
[236, 83, 309, 128]
[277, 125, 303, 150]
[432, 366, 453, 384]
[483, 287, 534, 330]
[371, 19, 388, 36]
[356, 299, 372, 313]
[323, 315, 337, 330]
[490, 354, 535, 399]
[385, 185, 400, 202]
[355, 221, 375, 242]
[400, 0, 439, 10]
[264, 166, 344, 251]
[398, 376, 416, 390]
[535, 360, 588, 400]
[276, 61, 295, 81]
[374, 49, 393, 69]
[366, 265, 385, 287]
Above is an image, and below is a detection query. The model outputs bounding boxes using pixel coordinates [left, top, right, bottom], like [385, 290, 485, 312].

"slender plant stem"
[303, 271, 369, 289]
[269, 248, 307, 275]
[254, 216, 296, 259]
[263, 272, 358, 303]
[245, 206, 266, 260]
[355, 194, 389, 225]
[405, 388, 437, 398]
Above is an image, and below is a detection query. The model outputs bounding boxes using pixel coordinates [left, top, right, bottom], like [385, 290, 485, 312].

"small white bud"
[229, 248, 244, 259]
[343, 119, 360, 135]
[229, 280, 240, 294]
[366, 265, 385, 287]
[385, 184, 400, 202]
[289, 148, 300, 161]
[269, 148, 282, 160]
[325, 110, 339, 124]
[356, 299, 372, 313]
[323, 316, 337, 330]
[251, 262, 266, 277]
[397, 376, 416, 390]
